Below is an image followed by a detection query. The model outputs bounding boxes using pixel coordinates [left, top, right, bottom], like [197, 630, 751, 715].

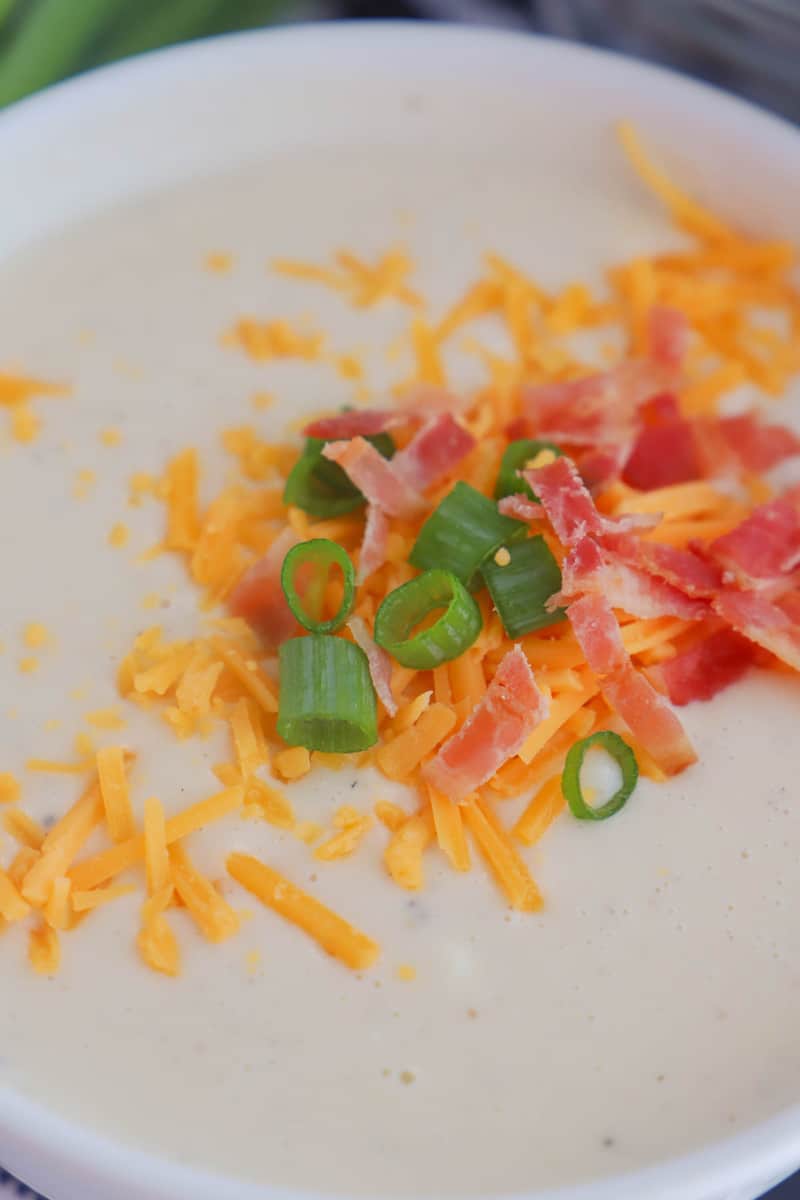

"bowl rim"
[1, 19, 800, 1200]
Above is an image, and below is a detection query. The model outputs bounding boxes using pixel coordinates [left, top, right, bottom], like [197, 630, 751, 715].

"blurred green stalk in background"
[0, 0, 288, 108]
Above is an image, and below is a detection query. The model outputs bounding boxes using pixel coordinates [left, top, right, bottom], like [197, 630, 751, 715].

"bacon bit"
[713, 588, 800, 671]
[706, 494, 800, 586]
[648, 305, 691, 369]
[718, 413, 800, 474]
[498, 494, 544, 522]
[555, 536, 711, 621]
[568, 593, 696, 774]
[303, 409, 405, 440]
[358, 504, 390, 583]
[623, 417, 702, 491]
[524, 455, 658, 546]
[394, 384, 473, 417]
[322, 438, 425, 518]
[347, 616, 397, 717]
[631, 540, 724, 599]
[391, 413, 476, 492]
[520, 358, 671, 447]
[423, 647, 548, 800]
[227, 528, 299, 647]
[524, 456, 607, 543]
[650, 629, 755, 705]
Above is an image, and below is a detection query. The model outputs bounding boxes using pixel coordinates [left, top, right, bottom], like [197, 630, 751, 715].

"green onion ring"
[374, 569, 482, 669]
[280, 539, 356, 634]
[562, 731, 639, 821]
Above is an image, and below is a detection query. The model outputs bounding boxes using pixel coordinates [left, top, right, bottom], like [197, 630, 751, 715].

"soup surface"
[0, 147, 799, 1197]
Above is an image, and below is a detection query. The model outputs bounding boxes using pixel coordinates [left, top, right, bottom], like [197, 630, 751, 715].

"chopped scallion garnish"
[283, 432, 394, 517]
[409, 481, 527, 588]
[561, 731, 639, 821]
[374, 569, 482, 669]
[280, 539, 355, 634]
[481, 536, 566, 638]
[277, 635, 377, 752]
[494, 439, 563, 502]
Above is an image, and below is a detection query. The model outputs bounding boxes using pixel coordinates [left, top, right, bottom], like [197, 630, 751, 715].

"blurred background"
[0, 2, 799, 1199]
[0, 0, 799, 119]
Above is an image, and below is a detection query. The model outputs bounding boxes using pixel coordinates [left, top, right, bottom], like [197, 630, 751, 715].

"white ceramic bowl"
[1, 22, 800, 1200]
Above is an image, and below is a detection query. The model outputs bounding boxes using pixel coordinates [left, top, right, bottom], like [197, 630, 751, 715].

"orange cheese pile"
[3, 128, 800, 978]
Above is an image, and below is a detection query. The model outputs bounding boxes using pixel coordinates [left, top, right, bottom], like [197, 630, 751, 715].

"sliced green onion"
[481, 536, 566, 638]
[283, 433, 394, 518]
[494, 439, 563, 502]
[277, 635, 378, 753]
[374, 569, 482, 669]
[281, 539, 355, 634]
[409, 482, 527, 589]
[562, 731, 639, 821]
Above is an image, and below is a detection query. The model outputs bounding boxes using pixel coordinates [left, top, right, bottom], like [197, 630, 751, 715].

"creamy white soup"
[0, 150, 799, 1198]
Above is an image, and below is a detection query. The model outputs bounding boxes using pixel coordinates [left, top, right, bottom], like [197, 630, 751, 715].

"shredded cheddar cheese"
[108, 522, 130, 548]
[170, 844, 239, 943]
[3, 806, 46, 850]
[228, 852, 380, 970]
[273, 746, 311, 782]
[205, 251, 234, 274]
[72, 882, 135, 913]
[28, 924, 61, 975]
[5, 128, 800, 980]
[143, 797, 170, 896]
[85, 708, 125, 730]
[314, 812, 373, 862]
[0, 772, 21, 804]
[96, 748, 135, 843]
[23, 622, 49, 649]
